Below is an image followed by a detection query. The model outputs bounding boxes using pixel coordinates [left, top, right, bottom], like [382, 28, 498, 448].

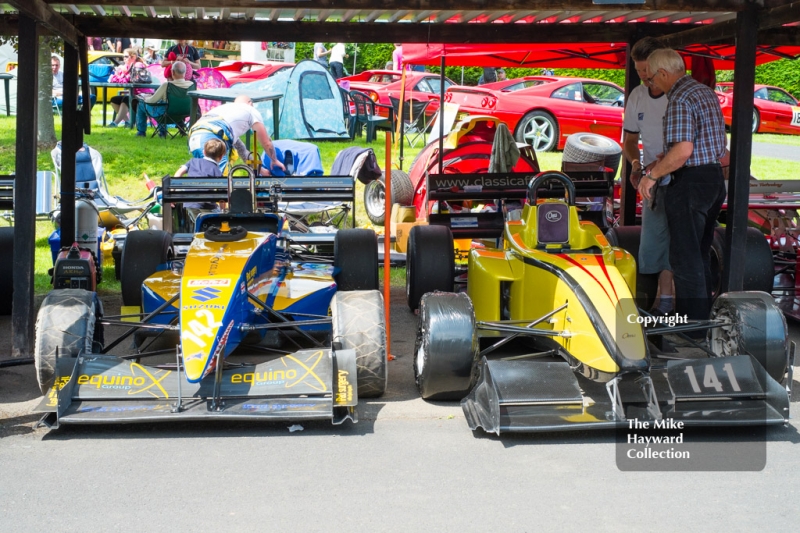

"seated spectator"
[108, 48, 147, 127]
[175, 138, 226, 178]
[174, 138, 226, 211]
[51, 55, 95, 110]
[134, 61, 194, 137]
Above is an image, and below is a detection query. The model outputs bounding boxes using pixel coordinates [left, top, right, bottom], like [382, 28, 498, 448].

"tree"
[0, 34, 61, 147]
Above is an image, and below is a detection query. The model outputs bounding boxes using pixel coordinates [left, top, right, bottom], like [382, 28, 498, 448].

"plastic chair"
[349, 90, 393, 143]
[389, 97, 432, 148]
[142, 81, 196, 138]
[339, 87, 355, 140]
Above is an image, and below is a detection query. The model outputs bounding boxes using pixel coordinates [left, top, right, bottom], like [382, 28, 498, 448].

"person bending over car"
[188, 94, 284, 175]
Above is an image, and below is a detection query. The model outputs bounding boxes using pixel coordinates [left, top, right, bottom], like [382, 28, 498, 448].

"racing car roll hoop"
[526, 171, 576, 206]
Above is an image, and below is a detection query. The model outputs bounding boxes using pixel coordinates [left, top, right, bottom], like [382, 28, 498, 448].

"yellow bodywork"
[467, 200, 645, 377]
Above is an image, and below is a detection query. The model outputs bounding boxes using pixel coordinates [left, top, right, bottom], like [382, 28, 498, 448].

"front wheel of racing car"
[34, 289, 104, 395]
[331, 290, 387, 398]
[120, 229, 174, 307]
[364, 169, 414, 226]
[515, 110, 559, 153]
[414, 292, 478, 401]
[709, 226, 774, 298]
[709, 291, 789, 383]
[406, 225, 455, 312]
[334, 228, 379, 291]
[604, 226, 659, 310]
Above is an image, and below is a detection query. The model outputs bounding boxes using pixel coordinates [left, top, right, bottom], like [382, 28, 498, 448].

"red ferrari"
[445, 76, 624, 152]
[341, 69, 454, 118]
[216, 60, 294, 85]
[717, 83, 800, 134]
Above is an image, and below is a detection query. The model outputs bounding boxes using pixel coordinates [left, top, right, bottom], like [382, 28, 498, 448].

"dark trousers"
[664, 164, 726, 322]
[330, 61, 344, 80]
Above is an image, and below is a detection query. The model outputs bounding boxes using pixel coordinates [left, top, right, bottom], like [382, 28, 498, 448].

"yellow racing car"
[411, 172, 793, 434]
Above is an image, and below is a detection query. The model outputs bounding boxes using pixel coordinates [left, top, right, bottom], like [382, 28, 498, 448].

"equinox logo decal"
[192, 287, 221, 302]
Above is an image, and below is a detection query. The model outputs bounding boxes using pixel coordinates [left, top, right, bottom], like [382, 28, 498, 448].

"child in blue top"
[174, 138, 226, 210]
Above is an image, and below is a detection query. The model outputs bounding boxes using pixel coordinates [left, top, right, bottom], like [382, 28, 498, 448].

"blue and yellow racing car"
[34, 171, 387, 427]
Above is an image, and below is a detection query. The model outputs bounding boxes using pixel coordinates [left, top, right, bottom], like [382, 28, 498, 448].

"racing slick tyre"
[709, 291, 788, 383]
[563, 133, 623, 175]
[752, 109, 761, 134]
[34, 289, 104, 395]
[604, 226, 659, 310]
[710, 226, 774, 298]
[515, 110, 559, 153]
[120, 229, 173, 307]
[406, 225, 455, 311]
[0, 227, 13, 315]
[334, 228, 379, 291]
[364, 170, 414, 226]
[331, 290, 387, 398]
[414, 292, 478, 401]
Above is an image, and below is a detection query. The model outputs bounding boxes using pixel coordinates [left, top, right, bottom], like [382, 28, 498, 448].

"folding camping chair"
[389, 97, 433, 148]
[51, 142, 156, 229]
[260, 140, 354, 231]
[141, 81, 196, 139]
[349, 90, 393, 143]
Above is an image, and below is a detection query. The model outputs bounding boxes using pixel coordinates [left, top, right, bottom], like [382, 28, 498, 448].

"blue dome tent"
[242, 59, 350, 140]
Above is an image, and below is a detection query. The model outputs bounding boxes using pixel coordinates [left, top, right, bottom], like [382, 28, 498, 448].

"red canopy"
[403, 43, 800, 70]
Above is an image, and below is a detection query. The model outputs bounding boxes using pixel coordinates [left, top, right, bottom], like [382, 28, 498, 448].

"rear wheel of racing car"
[34, 289, 104, 395]
[515, 110, 559, 153]
[406, 225, 455, 311]
[120, 230, 174, 307]
[604, 226, 659, 310]
[0, 227, 14, 315]
[752, 109, 761, 134]
[331, 290, 387, 398]
[414, 292, 478, 401]
[563, 132, 623, 175]
[709, 226, 774, 298]
[709, 291, 788, 383]
[334, 228, 378, 291]
[364, 169, 414, 226]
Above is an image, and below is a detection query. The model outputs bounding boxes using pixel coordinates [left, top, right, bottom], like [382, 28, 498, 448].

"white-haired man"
[638, 48, 727, 326]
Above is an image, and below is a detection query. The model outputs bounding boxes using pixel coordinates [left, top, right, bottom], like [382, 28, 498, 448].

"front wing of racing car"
[34, 347, 358, 428]
[462, 353, 791, 434]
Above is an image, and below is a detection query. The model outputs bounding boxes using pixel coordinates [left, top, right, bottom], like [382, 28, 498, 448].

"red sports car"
[716, 83, 800, 134]
[341, 70, 455, 118]
[217, 60, 294, 85]
[445, 76, 624, 152]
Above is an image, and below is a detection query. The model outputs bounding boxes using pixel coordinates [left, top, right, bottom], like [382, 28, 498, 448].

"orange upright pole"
[383, 132, 392, 358]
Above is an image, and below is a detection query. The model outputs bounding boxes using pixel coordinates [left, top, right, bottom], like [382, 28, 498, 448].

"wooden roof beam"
[144, 6, 156, 17]
[317, 10, 331, 22]
[41, 0, 757, 13]
[387, 11, 409, 23]
[7, 0, 81, 46]
[219, 7, 230, 20]
[90, 5, 106, 17]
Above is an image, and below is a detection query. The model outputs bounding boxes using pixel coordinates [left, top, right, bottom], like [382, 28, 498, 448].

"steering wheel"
[527, 171, 576, 206]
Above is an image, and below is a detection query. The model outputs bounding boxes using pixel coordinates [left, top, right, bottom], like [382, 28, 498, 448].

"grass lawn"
[1, 109, 799, 294]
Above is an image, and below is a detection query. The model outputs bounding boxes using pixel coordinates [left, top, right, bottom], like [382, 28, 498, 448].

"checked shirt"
[663, 75, 727, 167]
